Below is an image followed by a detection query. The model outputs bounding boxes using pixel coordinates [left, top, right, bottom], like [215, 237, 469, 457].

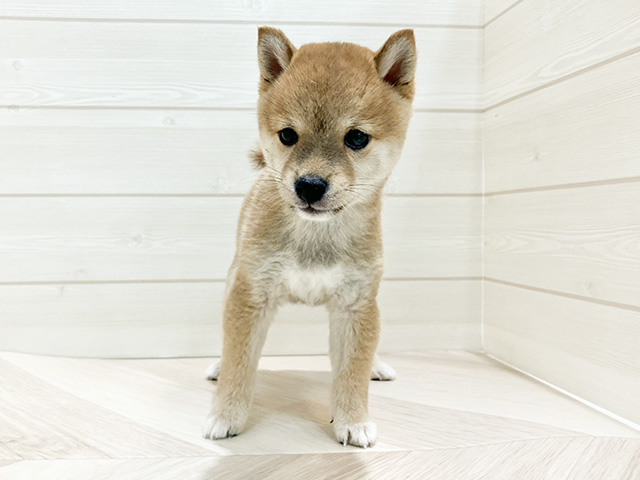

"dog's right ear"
[257, 27, 296, 84]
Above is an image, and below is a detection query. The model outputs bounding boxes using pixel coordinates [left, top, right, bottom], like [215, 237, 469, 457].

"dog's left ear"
[374, 29, 417, 99]
[257, 27, 296, 84]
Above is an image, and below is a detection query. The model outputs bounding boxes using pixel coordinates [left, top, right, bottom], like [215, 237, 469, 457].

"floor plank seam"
[483, 46, 640, 112]
[392, 434, 597, 454]
[0, 435, 601, 462]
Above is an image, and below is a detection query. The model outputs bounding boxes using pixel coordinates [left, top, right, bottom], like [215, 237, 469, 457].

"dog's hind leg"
[204, 360, 221, 381]
[370, 354, 396, 381]
[206, 354, 394, 382]
[207, 354, 395, 382]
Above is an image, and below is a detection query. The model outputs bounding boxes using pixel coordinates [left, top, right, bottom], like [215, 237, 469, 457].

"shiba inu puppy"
[203, 27, 416, 448]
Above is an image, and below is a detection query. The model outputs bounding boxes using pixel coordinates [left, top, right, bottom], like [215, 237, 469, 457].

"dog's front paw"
[204, 360, 221, 381]
[333, 420, 377, 448]
[202, 402, 249, 440]
[202, 414, 235, 440]
[202, 408, 246, 440]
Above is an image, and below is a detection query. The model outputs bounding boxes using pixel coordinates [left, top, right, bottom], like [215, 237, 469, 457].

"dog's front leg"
[203, 278, 274, 440]
[328, 299, 380, 448]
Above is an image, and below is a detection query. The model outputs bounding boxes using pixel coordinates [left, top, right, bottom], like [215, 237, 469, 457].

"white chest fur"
[282, 264, 345, 305]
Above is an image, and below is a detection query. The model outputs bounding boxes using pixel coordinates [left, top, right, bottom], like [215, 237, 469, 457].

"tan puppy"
[203, 27, 416, 448]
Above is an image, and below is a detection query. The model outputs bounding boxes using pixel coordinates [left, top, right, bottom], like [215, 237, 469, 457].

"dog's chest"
[281, 263, 345, 305]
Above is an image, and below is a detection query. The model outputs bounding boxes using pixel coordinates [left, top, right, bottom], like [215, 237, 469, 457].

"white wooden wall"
[483, 0, 640, 425]
[1, 0, 638, 428]
[0, 1, 484, 357]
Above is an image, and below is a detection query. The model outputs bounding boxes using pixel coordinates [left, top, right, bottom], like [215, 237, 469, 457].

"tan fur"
[203, 27, 416, 448]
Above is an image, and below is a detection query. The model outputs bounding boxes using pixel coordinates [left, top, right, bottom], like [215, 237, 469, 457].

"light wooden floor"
[0, 351, 638, 479]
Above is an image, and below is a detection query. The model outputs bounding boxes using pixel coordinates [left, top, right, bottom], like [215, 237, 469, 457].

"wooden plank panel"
[388, 112, 482, 194]
[0, 197, 239, 283]
[0, 359, 217, 459]
[484, 281, 640, 425]
[383, 280, 480, 352]
[0, 21, 482, 110]
[0, 0, 484, 26]
[484, 183, 640, 307]
[380, 352, 638, 437]
[5, 438, 640, 480]
[0, 197, 481, 282]
[0, 109, 482, 195]
[484, 0, 640, 108]
[384, 196, 481, 278]
[0, 280, 480, 357]
[484, 52, 640, 192]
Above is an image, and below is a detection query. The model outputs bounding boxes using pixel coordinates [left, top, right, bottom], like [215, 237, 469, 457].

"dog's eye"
[344, 129, 370, 150]
[278, 128, 298, 146]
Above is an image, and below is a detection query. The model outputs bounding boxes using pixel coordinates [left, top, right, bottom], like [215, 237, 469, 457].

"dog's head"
[255, 27, 416, 221]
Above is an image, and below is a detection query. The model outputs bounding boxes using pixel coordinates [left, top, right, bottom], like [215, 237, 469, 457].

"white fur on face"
[351, 139, 403, 192]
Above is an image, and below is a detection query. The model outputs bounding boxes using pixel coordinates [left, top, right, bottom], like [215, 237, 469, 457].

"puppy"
[203, 27, 416, 448]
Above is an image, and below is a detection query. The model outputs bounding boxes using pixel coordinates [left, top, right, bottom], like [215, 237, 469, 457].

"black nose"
[294, 175, 328, 204]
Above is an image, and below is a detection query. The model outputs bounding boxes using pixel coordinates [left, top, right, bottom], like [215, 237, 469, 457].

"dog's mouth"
[295, 205, 344, 217]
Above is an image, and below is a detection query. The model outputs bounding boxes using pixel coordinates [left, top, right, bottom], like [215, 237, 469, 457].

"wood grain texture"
[0, 0, 484, 26]
[0, 197, 481, 283]
[3, 440, 640, 480]
[0, 197, 238, 283]
[484, 52, 640, 193]
[484, 183, 640, 307]
[0, 351, 629, 456]
[0, 21, 482, 110]
[1, 351, 579, 456]
[0, 280, 480, 357]
[0, 109, 482, 195]
[484, 281, 640, 425]
[484, 0, 640, 108]
[378, 352, 638, 437]
[0, 351, 637, 479]
[0, 359, 217, 459]
[565, 437, 640, 480]
[0, 446, 20, 461]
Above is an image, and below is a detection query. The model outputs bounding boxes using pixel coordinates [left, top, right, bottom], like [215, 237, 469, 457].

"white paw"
[202, 411, 242, 440]
[204, 360, 221, 381]
[333, 421, 377, 448]
[370, 359, 396, 381]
